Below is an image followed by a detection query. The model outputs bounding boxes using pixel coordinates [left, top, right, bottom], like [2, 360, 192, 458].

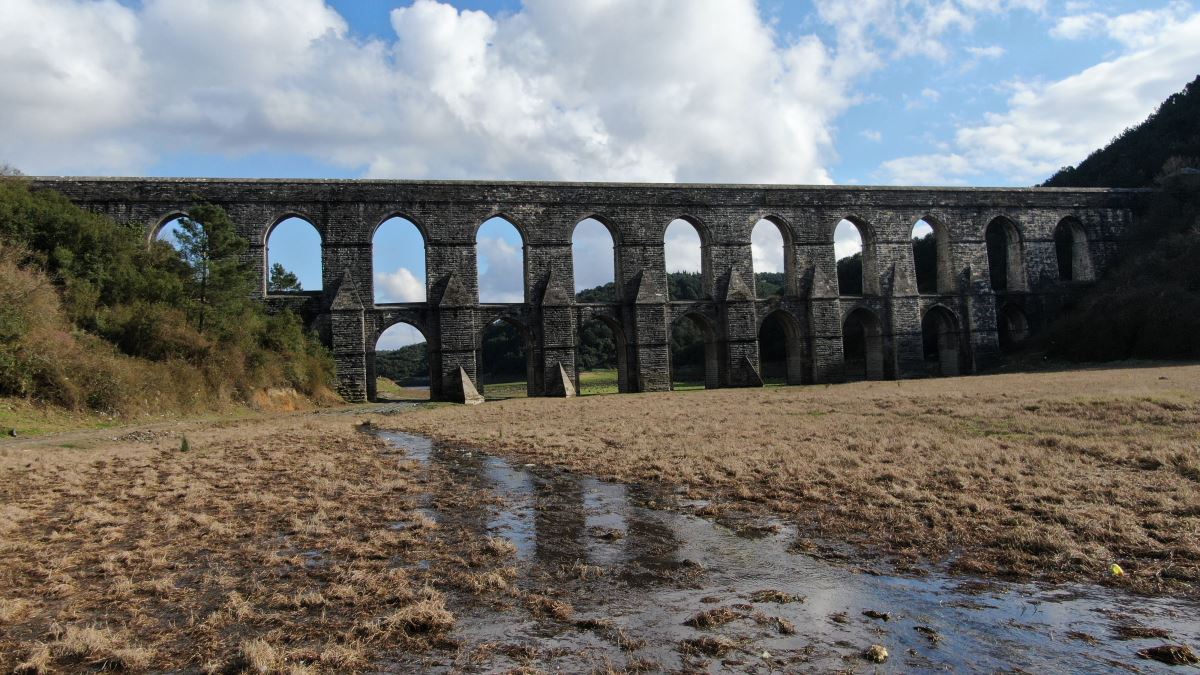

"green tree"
[172, 204, 252, 335]
[268, 262, 303, 292]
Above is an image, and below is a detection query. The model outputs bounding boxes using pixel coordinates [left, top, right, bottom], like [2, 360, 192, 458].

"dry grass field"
[392, 363, 1200, 596]
[0, 416, 523, 672]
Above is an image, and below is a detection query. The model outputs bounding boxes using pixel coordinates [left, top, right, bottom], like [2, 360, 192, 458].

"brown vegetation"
[0, 416, 519, 672]
[391, 364, 1200, 595]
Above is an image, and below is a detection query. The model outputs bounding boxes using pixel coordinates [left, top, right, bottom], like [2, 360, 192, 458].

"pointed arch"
[373, 215, 426, 305]
[478, 315, 534, 399]
[1054, 216, 1094, 281]
[833, 216, 879, 296]
[670, 311, 719, 390]
[477, 216, 526, 304]
[751, 216, 793, 298]
[265, 215, 322, 293]
[912, 216, 953, 295]
[371, 320, 431, 402]
[998, 303, 1030, 353]
[572, 216, 619, 302]
[758, 308, 810, 385]
[985, 216, 1027, 292]
[576, 312, 630, 394]
[664, 217, 706, 300]
[843, 307, 884, 381]
[921, 305, 962, 376]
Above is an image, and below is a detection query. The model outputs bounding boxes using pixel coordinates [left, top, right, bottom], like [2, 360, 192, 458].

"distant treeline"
[1040, 75, 1200, 361]
[0, 177, 334, 414]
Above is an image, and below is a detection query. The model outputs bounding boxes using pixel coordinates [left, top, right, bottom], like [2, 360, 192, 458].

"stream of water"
[377, 431, 1199, 673]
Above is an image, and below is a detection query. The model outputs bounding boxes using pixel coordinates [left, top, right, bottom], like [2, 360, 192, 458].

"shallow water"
[378, 431, 1199, 673]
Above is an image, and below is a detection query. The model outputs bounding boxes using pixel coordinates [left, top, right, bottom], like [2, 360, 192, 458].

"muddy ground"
[392, 364, 1200, 597]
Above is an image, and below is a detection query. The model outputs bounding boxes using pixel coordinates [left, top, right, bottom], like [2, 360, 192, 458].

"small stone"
[864, 644, 889, 663]
[863, 609, 890, 621]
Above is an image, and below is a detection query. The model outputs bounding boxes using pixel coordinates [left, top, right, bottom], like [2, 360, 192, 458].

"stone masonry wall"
[31, 177, 1145, 402]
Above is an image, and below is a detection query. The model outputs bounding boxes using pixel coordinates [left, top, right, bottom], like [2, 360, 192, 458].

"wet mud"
[378, 432, 1200, 673]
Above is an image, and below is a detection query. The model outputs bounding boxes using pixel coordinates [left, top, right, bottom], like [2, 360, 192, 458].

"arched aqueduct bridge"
[32, 177, 1144, 403]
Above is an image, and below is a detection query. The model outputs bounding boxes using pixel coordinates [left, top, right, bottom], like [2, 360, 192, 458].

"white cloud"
[0, 0, 862, 184]
[377, 322, 425, 349]
[1052, 2, 1192, 48]
[374, 267, 425, 303]
[571, 218, 615, 292]
[477, 235, 524, 303]
[879, 9, 1200, 184]
[860, 129, 883, 142]
[664, 220, 702, 273]
[833, 220, 863, 260]
[751, 220, 786, 274]
[966, 45, 1006, 59]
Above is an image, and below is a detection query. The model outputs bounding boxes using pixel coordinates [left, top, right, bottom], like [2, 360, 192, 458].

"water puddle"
[378, 431, 1199, 672]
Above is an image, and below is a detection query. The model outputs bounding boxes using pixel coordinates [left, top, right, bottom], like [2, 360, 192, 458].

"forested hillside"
[1043, 76, 1200, 188]
[1040, 76, 1200, 361]
[0, 176, 335, 415]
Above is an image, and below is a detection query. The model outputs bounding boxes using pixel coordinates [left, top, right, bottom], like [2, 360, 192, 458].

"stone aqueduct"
[33, 178, 1142, 403]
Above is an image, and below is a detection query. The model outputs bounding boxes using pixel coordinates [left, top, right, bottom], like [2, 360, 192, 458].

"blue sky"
[8, 0, 1200, 347]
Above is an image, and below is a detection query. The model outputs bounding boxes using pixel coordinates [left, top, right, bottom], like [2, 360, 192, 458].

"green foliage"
[0, 181, 335, 413]
[480, 320, 527, 381]
[269, 262, 303, 292]
[912, 233, 938, 294]
[837, 253, 862, 295]
[375, 343, 429, 385]
[1044, 76, 1200, 188]
[578, 318, 618, 370]
[1045, 174, 1200, 361]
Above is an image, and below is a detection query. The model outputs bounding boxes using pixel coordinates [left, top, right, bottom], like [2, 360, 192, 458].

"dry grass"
[392, 363, 1200, 595]
[0, 414, 516, 672]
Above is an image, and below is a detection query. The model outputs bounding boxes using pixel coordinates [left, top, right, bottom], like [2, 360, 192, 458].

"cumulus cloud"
[374, 267, 425, 303]
[0, 0, 864, 183]
[751, 220, 785, 274]
[834, 220, 864, 260]
[664, 220, 702, 273]
[477, 235, 524, 303]
[1051, 1, 1191, 48]
[879, 7, 1200, 184]
[377, 322, 425, 349]
[571, 218, 615, 292]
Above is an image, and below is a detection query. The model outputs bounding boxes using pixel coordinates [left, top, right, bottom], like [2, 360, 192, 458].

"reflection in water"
[377, 432, 1200, 673]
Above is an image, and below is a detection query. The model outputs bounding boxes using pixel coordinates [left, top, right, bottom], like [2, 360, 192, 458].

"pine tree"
[268, 263, 303, 292]
[173, 204, 251, 335]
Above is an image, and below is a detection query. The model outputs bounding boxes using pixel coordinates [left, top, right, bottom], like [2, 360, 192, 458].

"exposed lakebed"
[376, 431, 1199, 673]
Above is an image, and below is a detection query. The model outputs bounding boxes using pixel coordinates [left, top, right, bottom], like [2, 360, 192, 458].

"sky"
[5, 0, 1198, 348]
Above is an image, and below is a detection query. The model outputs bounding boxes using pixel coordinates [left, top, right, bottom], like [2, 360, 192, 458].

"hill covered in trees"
[1040, 76, 1200, 361]
[1043, 76, 1200, 189]
[0, 177, 334, 415]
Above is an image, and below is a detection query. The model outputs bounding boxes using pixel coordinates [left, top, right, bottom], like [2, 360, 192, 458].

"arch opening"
[576, 315, 628, 395]
[752, 218, 789, 299]
[921, 307, 961, 377]
[758, 310, 810, 386]
[985, 217, 1025, 292]
[266, 217, 321, 293]
[373, 216, 426, 305]
[834, 218, 877, 296]
[477, 217, 526, 304]
[843, 308, 884, 381]
[479, 317, 532, 399]
[912, 218, 952, 295]
[670, 313, 718, 390]
[573, 218, 617, 302]
[998, 304, 1030, 353]
[1054, 217, 1093, 282]
[371, 321, 430, 402]
[665, 218, 704, 301]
